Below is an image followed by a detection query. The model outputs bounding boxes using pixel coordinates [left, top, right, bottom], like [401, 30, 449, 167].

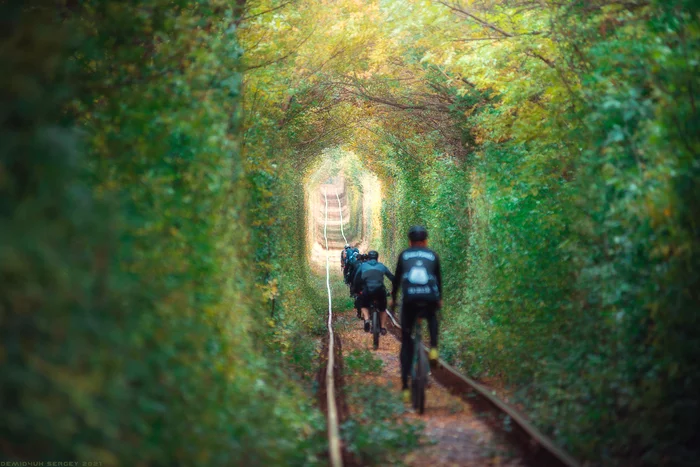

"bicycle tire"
[411, 376, 419, 409]
[372, 308, 380, 350]
[411, 320, 428, 415]
[411, 367, 426, 414]
[416, 348, 427, 414]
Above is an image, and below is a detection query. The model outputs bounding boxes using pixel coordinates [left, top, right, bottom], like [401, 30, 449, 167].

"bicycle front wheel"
[372, 309, 380, 350]
[411, 375, 425, 414]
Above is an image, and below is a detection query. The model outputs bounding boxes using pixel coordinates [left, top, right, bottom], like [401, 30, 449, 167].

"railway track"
[322, 188, 343, 467]
[382, 311, 580, 467]
[335, 189, 348, 245]
[317, 178, 579, 467]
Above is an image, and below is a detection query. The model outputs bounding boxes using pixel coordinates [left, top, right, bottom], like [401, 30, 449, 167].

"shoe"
[402, 389, 411, 404]
[380, 328, 387, 336]
[364, 320, 370, 333]
[429, 347, 439, 367]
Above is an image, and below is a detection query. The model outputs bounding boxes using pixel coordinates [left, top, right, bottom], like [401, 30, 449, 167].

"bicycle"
[369, 291, 391, 350]
[369, 297, 382, 350]
[352, 291, 362, 320]
[410, 306, 431, 414]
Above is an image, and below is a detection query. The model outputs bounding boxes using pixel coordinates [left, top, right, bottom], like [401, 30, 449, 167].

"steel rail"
[384, 309, 580, 467]
[323, 189, 343, 467]
[335, 189, 348, 245]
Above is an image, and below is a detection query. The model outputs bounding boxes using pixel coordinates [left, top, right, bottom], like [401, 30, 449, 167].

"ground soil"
[337, 310, 523, 467]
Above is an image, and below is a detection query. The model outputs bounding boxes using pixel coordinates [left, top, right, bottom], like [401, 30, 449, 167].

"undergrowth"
[343, 382, 423, 465]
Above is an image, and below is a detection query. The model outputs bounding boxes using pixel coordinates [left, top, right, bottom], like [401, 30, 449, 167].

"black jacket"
[391, 246, 442, 303]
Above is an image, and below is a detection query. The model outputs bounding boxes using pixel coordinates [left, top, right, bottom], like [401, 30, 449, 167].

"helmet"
[367, 250, 379, 260]
[408, 225, 428, 242]
[344, 244, 350, 248]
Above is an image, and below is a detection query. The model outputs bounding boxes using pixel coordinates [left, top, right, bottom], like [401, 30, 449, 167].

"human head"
[408, 225, 428, 246]
[367, 250, 379, 260]
[345, 243, 350, 249]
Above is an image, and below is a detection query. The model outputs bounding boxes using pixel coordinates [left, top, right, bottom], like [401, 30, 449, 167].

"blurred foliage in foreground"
[1, 1, 325, 464]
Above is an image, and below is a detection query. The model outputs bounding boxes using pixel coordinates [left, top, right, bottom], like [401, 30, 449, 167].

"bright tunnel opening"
[304, 148, 382, 274]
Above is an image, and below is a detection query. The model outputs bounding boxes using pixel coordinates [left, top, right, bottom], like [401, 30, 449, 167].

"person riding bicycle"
[352, 250, 395, 334]
[349, 252, 367, 317]
[344, 246, 360, 285]
[341, 243, 351, 272]
[347, 251, 366, 294]
[349, 252, 370, 297]
[389, 225, 443, 403]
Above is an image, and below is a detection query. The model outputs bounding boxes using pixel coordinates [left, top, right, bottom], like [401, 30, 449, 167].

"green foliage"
[4, 0, 698, 465]
[345, 349, 384, 376]
[1, 1, 324, 464]
[343, 383, 423, 465]
[375, 1, 700, 465]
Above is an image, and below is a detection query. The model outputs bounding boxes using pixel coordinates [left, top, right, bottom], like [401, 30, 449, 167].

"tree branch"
[237, 1, 294, 24]
[438, 1, 514, 38]
[243, 29, 314, 71]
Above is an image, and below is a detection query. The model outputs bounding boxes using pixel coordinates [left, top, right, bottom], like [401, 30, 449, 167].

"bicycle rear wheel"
[372, 308, 380, 350]
[413, 348, 427, 414]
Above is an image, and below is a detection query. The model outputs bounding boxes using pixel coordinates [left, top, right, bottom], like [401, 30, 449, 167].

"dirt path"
[336, 309, 523, 467]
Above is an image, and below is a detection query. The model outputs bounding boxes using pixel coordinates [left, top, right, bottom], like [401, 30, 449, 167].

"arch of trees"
[2, 0, 698, 465]
[245, 3, 699, 463]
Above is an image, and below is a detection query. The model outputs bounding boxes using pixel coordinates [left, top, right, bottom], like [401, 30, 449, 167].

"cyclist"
[350, 253, 369, 317]
[341, 243, 351, 272]
[352, 250, 395, 334]
[344, 246, 360, 285]
[389, 225, 443, 403]
[347, 251, 365, 293]
[348, 252, 365, 313]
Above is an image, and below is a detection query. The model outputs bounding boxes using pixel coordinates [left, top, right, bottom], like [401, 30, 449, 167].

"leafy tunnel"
[2, 1, 698, 466]
[305, 150, 384, 273]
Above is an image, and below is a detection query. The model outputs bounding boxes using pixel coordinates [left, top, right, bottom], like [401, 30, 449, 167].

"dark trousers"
[400, 302, 438, 390]
[344, 263, 354, 285]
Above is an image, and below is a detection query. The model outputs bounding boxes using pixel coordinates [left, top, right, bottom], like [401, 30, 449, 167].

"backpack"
[347, 248, 359, 265]
[362, 261, 387, 294]
[402, 252, 440, 302]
